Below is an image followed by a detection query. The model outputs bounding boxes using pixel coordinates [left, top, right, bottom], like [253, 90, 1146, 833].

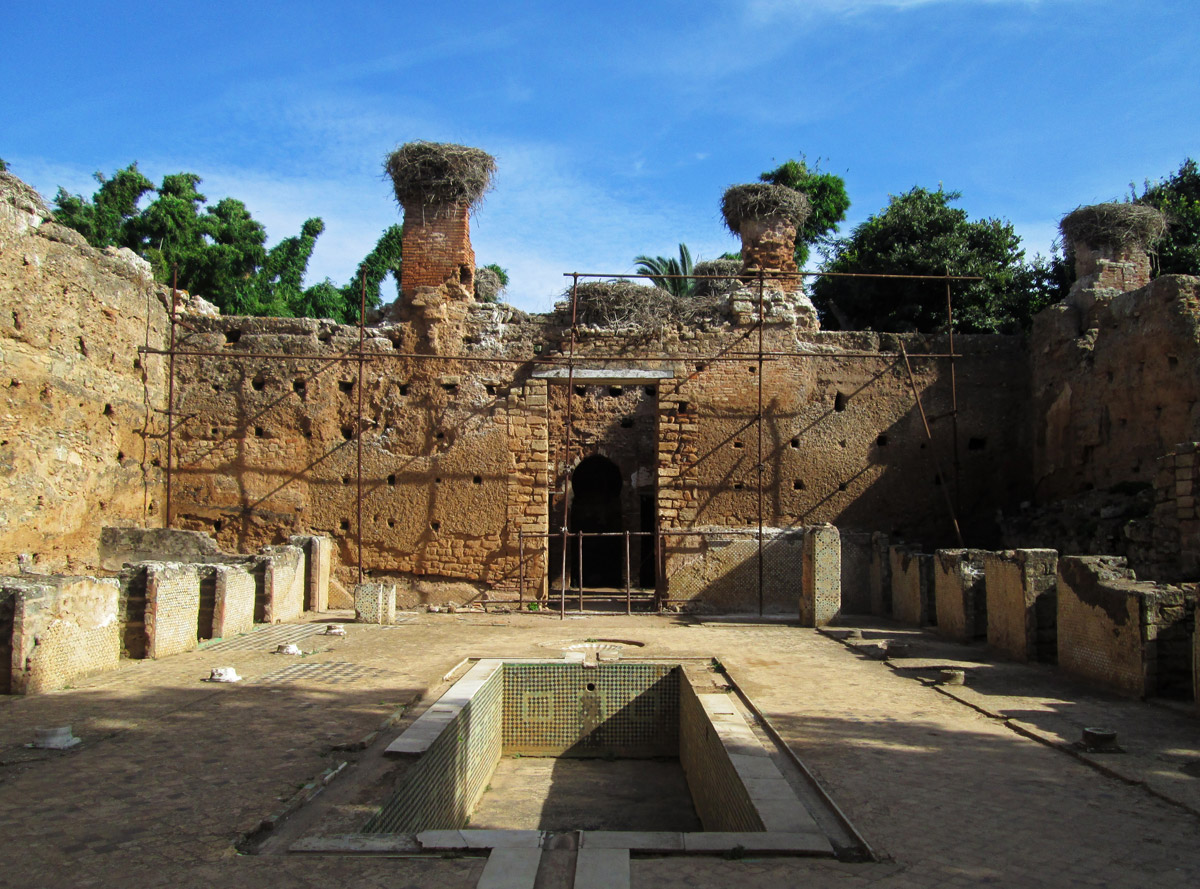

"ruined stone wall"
[890, 546, 933, 626]
[933, 549, 988, 642]
[869, 532, 893, 617]
[260, 544, 305, 623]
[168, 302, 551, 595]
[1032, 275, 1200, 504]
[165, 302, 1027, 600]
[983, 549, 1058, 663]
[1057, 555, 1196, 699]
[5, 574, 121, 693]
[212, 564, 255, 639]
[145, 563, 201, 659]
[0, 177, 170, 575]
[1056, 556, 1147, 696]
[635, 327, 1029, 548]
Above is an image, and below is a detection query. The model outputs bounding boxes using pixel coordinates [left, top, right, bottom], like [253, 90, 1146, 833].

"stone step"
[476, 847, 541, 889]
[574, 847, 630, 889]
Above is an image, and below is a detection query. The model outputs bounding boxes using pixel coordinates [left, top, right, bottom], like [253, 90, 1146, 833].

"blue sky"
[4, 0, 1197, 312]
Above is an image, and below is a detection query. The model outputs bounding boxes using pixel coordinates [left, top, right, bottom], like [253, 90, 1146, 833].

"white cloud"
[469, 141, 736, 312]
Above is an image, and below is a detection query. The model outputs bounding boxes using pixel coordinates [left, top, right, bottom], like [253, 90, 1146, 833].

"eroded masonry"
[0, 145, 1196, 710]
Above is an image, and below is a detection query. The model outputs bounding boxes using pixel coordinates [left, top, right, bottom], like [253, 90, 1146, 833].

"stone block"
[1055, 555, 1185, 697]
[934, 549, 989, 642]
[288, 534, 332, 612]
[800, 524, 840, 627]
[869, 532, 891, 617]
[144, 563, 202, 659]
[890, 546, 934, 626]
[355, 582, 396, 625]
[259, 545, 306, 623]
[5, 575, 121, 694]
[212, 564, 255, 639]
[984, 549, 1059, 663]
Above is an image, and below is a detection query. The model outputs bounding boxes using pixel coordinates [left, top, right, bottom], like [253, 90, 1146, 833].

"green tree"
[292, 225, 404, 322]
[1138, 158, 1200, 277]
[759, 155, 851, 268]
[634, 243, 695, 297]
[52, 164, 403, 322]
[813, 187, 1052, 333]
[53, 163, 155, 249]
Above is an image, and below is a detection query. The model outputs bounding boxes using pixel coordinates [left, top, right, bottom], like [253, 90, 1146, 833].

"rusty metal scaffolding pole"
[154, 266, 983, 607]
[559, 273, 581, 620]
[899, 343, 965, 547]
[564, 271, 983, 283]
[946, 280, 961, 514]
[165, 267, 178, 529]
[756, 270, 766, 618]
[142, 346, 967, 363]
[354, 273, 367, 585]
[625, 530, 632, 615]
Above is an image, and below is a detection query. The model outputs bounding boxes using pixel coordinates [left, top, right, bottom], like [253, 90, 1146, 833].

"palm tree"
[633, 243, 696, 297]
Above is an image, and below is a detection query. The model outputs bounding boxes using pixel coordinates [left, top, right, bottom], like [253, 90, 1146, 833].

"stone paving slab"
[825, 620, 1200, 818]
[477, 848, 542, 889]
[0, 612, 1198, 889]
[575, 847, 630, 889]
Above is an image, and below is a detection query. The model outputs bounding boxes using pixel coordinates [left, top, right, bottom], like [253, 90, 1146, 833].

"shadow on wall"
[664, 531, 806, 614]
[677, 344, 1029, 550]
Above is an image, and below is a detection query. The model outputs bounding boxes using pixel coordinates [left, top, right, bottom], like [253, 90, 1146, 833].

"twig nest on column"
[693, 258, 743, 296]
[1060, 203, 1166, 250]
[720, 183, 810, 234]
[384, 141, 497, 213]
[557, 281, 724, 333]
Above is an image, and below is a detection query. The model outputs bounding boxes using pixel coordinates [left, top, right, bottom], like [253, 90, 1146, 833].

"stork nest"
[558, 281, 724, 334]
[1060, 202, 1167, 250]
[384, 141, 496, 211]
[693, 258, 744, 296]
[721, 183, 809, 234]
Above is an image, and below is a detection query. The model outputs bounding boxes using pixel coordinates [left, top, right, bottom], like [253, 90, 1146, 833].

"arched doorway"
[569, 454, 624, 587]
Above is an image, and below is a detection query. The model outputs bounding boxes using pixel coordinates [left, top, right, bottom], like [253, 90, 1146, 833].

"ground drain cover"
[203, 624, 324, 652]
[254, 662, 388, 685]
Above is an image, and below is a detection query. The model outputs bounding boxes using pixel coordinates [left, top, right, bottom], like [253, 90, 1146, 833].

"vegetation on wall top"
[720, 183, 810, 235]
[384, 141, 497, 212]
[50, 163, 399, 323]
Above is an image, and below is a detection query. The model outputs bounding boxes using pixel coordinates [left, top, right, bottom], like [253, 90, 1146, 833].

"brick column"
[739, 217, 801, 293]
[503, 380, 550, 599]
[400, 201, 475, 296]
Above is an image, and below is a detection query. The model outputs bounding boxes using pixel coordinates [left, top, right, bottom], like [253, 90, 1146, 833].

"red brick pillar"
[1061, 203, 1165, 295]
[399, 201, 476, 296]
[738, 217, 801, 292]
[1069, 239, 1151, 293]
[721, 183, 809, 293]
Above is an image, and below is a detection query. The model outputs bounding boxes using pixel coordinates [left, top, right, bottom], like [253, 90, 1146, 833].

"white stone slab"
[682, 831, 834, 855]
[579, 831, 683, 851]
[477, 848, 542, 889]
[459, 830, 543, 849]
[753, 797, 820, 833]
[575, 848, 629, 889]
[727, 752, 785, 778]
[742, 777, 799, 801]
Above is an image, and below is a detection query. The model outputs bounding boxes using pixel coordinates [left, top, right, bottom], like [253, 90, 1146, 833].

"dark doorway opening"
[197, 569, 217, 641]
[570, 455, 624, 587]
[639, 493, 657, 589]
[0, 592, 13, 693]
[123, 569, 148, 659]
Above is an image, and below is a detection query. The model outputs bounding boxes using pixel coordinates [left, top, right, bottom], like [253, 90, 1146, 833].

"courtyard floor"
[1, 609, 1197, 889]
